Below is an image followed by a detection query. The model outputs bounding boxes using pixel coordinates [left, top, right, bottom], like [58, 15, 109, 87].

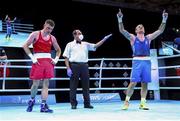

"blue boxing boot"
[26, 99, 35, 112]
[40, 103, 53, 113]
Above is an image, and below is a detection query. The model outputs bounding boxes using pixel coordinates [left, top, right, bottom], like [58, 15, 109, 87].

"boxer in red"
[23, 19, 61, 113]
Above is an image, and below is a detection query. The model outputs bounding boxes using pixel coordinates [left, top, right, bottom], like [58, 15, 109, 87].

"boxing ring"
[0, 49, 180, 120]
[0, 20, 33, 48]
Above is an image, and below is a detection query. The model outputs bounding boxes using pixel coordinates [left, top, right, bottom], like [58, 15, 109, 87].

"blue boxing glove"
[67, 68, 73, 77]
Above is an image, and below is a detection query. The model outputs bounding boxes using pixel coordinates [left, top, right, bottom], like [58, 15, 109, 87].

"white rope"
[2, 64, 180, 70]
[0, 87, 141, 92]
[160, 87, 180, 89]
[89, 58, 133, 61]
[157, 54, 180, 59]
[158, 65, 180, 69]
[0, 77, 132, 80]
[159, 76, 180, 79]
[0, 65, 132, 69]
[1, 86, 180, 92]
[1, 76, 179, 81]
[162, 42, 180, 54]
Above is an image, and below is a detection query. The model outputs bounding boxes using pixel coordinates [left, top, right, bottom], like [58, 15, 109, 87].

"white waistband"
[34, 53, 51, 58]
[133, 57, 151, 60]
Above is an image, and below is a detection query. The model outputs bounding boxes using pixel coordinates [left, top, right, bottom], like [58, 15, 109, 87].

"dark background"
[0, 1, 180, 102]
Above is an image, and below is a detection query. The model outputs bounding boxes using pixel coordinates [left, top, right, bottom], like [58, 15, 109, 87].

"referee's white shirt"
[63, 40, 96, 63]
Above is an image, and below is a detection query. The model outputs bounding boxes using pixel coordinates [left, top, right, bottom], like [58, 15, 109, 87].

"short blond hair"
[45, 19, 55, 27]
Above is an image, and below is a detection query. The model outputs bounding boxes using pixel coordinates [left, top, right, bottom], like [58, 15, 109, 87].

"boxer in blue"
[117, 9, 168, 110]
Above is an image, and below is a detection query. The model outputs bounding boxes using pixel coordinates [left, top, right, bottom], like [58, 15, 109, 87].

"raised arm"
[94, 34, 112, 49]
[12, 17, 16, 22]
[117, 9, 135, 42]
[146, 10, 168, 41]
[4, 15, 8, 21]
[5, 14, 16, 22]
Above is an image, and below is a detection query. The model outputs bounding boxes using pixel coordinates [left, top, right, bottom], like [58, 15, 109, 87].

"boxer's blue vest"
[132, 36, 150, 56]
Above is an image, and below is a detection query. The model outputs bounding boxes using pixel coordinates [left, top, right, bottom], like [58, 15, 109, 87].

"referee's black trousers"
[70, 62, 90, 106]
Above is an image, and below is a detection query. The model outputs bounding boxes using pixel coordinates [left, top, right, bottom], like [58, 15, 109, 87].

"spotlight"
[176, 29, 179, 33]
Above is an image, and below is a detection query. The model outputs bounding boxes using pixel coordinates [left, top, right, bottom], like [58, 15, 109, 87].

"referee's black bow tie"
[76, 41, 81, 44]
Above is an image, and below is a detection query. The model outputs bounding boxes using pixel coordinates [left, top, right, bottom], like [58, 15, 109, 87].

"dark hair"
[45, 19, 55, 27]
[72, 29, 82, 36]
[72, 30, 77, 35]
